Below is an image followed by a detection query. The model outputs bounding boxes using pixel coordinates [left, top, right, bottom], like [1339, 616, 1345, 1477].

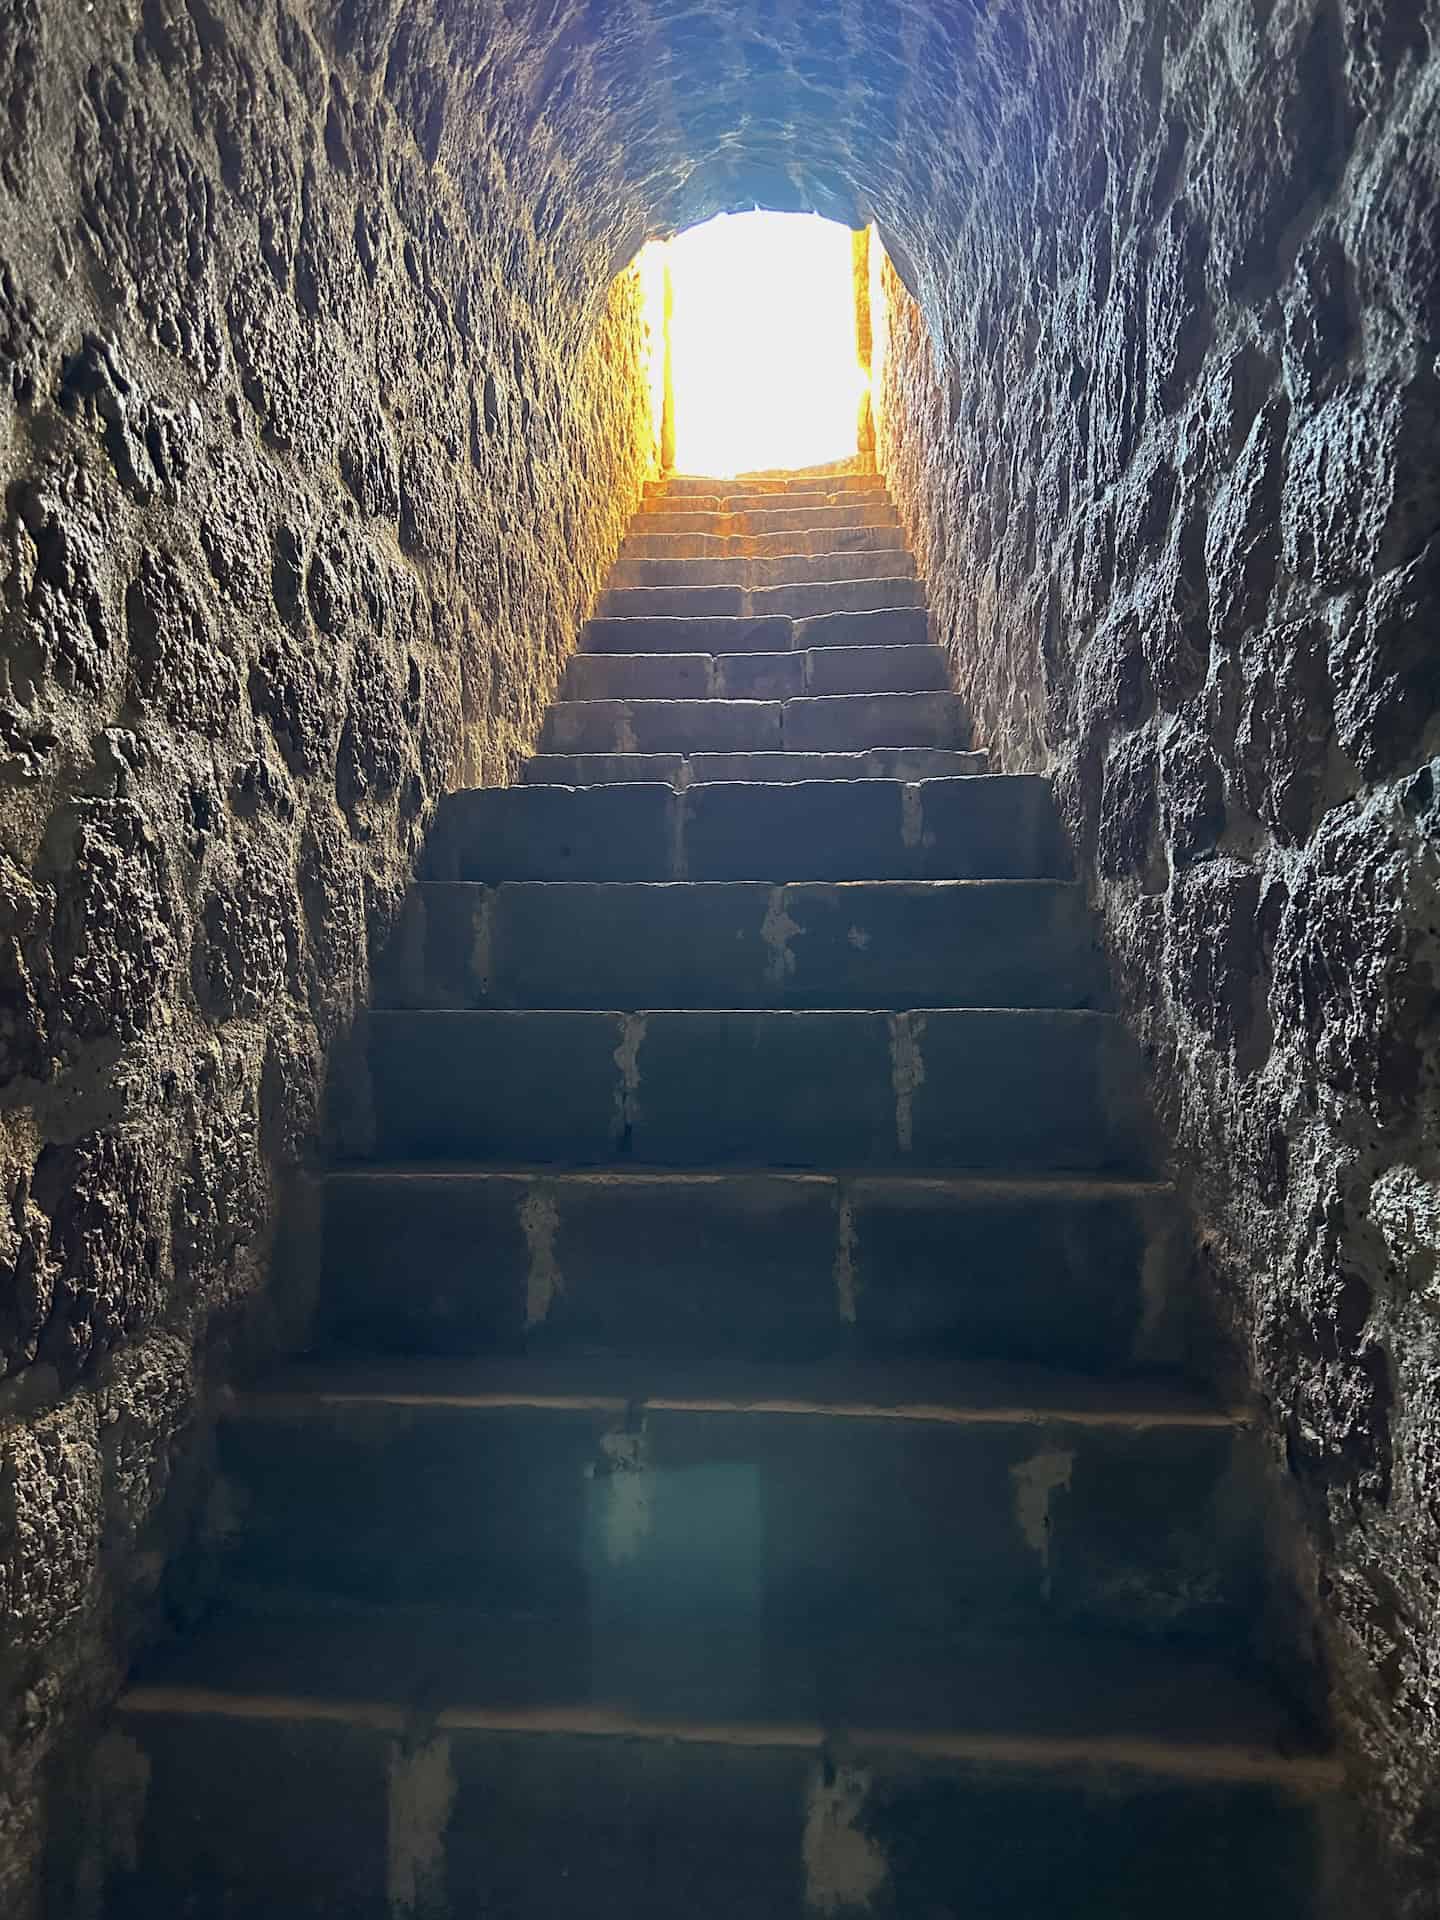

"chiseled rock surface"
[0, 1, 652, 1903]
[872, 6, 1440, 1904]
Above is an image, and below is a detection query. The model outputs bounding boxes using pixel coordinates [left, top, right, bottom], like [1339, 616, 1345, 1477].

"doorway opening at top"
[641, 211, 870, 478]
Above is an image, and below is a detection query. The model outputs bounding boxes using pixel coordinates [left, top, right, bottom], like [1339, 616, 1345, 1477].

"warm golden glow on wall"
[634, 241, 671, 474]
[644, 211, 869, 477]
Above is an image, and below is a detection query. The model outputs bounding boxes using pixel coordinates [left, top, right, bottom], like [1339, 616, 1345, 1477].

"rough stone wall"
[0, 1, 653, 1903]
[873, 5, 1440, 1905]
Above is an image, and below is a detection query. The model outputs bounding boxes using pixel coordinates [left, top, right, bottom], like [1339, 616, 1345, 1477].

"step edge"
[566, 644, 948, 663]
[224, 1386, 1246, 1432]
[519, 754, 987, 778]
[460, 772, 1043, 790]
[587, 609, 922, 626]
[548, 692, 960, 709]
[113, 1688, 1340, 1792]
[363, 1006, 1119, 1022]
[322, 1165, 1174, 1195]
[406, 877, 1083, 893]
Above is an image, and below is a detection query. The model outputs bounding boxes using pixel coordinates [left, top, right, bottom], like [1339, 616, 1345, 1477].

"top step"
[655, 471, 884, 499]
[641, 491, 887, 517]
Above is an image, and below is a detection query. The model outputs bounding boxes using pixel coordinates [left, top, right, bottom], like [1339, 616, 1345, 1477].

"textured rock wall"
[873, 5, 1440, 1904]
[0, 1, 653, 1902]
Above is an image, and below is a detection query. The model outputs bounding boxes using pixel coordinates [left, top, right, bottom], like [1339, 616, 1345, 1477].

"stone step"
[642, 502, 900, 538]
[623, 524, 905, 561]
[318, 1167, 1189, 1371]
[541, 698, 783, 755]
[380, 879, 1103, 1013]
[208, 1358, 1255, 1645]
[118, 1609, 1318, 1761]
[656, 469, 884, 497]
[584, 607, 929, 653]
[642, 490, 891, 518]
[520, 749, 987, 785]
[790, 691, 967, 750]
[739, 463, 879, 481]
[422, 776, 1069, 884]
[356, 1008, 1152, 1171]
[104, 1621, 1337, 1920]
[597, 576, 925, 619]
[800, 641, 948, 694]
[561, 644, 949, 703]
[642, 490, 835, 514]
[608, 547, 916, 588]
[539, 693, 967, 756]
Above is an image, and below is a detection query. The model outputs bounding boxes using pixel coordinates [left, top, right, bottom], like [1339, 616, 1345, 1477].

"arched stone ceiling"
[346, 0, 1130, 332]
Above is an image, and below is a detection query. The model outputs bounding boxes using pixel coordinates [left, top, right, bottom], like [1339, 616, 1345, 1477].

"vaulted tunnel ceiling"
[351, 0, 1144, 330]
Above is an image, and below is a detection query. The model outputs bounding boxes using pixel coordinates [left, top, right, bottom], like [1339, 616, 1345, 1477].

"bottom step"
[521, 748, 986, 785]
[80, 1649, 1345, 1920]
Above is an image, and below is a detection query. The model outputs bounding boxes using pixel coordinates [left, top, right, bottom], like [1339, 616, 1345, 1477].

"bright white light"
[664, 211, 867, 477]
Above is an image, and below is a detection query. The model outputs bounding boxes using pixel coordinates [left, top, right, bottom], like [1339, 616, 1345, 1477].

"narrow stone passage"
[96, 468, 1348, 1916]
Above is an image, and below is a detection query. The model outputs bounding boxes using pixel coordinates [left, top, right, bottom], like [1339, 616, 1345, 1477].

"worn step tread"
[423, 775, 1070, 884]
[520, 749, 987, 785]
[104, 1684, 1340, 1920]
[120, 1609, 1326, 1773]
[359, 1005, 1153, 1171]
[609, 550, 916, 589]
[540, 691, 966, 756]
[206, 1353, 1268, 1656]
[381, 877, 1104, 1012]
[643, 505, 900, 537]
[313, 1162, 1198, 1373]
[656, 470, 883, 493]
[560, 645, 952, 702]
[585, 607, 930, 654]
[329, 1162, 1173, 1194]
[622, 526, 908, 561]
[641, 491, 884, 515]
[597, 578, 925, 618]
[223, 1351, 1237, 1423]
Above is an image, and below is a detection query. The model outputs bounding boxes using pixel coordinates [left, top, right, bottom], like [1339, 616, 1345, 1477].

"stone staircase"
[78, 468, 1350, 1917]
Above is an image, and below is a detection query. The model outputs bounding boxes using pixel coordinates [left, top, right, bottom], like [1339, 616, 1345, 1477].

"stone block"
[783, 691, 968, 751]
[599, 585, 745, 617]
[541, 698, 783, 754]
[683, 779, 911, 880]
[793, 607, 929, 648]
[737, 502, 899, 536]
[520, 753, 689, 785]
[0, 1395, 101, 1663]
[846, 1175, 1163, 1367]
[584, 615, 791, 655]
[773, 879, 1104, 1011]
[562, 654, 714, 700]
[904, 1011, 1155, 1173]
[912, 776, 1072, 880]
[423, 785, 678, 883]
[749, 575, 925, 618]
[320, 1170, 532, 1351]
[627, 1010, 897, 1164]
[802, 643, 949, 694]
[489, 881, 771, 1008]
[714, 653, 805, 699]
[367, 1011, 627, 1161]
